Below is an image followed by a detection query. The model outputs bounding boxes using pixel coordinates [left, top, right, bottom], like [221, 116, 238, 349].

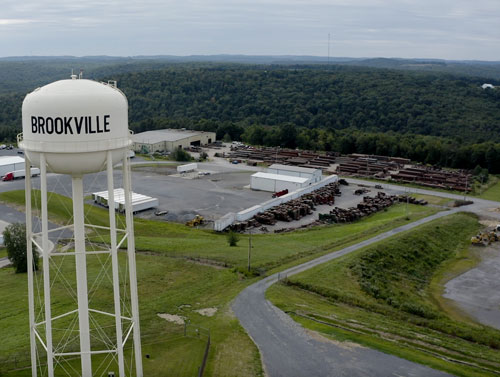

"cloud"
[0, 18, 34, 26]
[0, 0, 498, 60]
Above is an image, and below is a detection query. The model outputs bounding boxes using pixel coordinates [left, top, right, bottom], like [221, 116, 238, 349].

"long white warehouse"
[0, 156, 25, 177]
[250, 172, 310, 192]
[267, 164, 322, 183]
[92, 188, 158, 213]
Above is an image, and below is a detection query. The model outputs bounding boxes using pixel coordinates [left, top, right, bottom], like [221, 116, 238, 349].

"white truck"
[2, 168, 40, 181]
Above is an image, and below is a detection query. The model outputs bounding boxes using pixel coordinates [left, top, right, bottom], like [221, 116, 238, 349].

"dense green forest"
[117, 66, 500, 142]
[1, 59, 500, 171]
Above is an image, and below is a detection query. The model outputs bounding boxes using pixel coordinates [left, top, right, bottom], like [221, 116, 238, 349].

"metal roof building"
[132, 129, 216, 153]
[267, 164, 322, 183]
[250, 172, 311, 192]
[0, 156, 25, 176]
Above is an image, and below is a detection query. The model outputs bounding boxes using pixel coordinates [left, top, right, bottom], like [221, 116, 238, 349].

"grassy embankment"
[478, 175, 500, 201]
[0, 189, 439, 376]
[268, 213, 500, 377]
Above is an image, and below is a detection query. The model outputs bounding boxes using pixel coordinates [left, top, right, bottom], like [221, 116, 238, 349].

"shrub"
[171, 147, 192, 162]
[3, 223, 38, 273]
[226, 231, 240, 247]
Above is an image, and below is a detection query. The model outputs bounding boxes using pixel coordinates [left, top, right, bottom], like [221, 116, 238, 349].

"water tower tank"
[20, 76, 131, 175]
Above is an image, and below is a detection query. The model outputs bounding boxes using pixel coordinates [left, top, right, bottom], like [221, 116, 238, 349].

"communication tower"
[19, 75, 143, 377]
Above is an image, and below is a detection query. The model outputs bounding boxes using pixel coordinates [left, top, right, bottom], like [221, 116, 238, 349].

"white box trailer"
[2, 168, 40, 181]
[92, 188, 158, 213]
[0, 156, 25, 177]
[177, 163, 197, 173]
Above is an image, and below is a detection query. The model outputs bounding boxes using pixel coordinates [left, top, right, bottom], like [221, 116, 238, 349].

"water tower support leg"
[40, 154, 54, 377]
[25, 157, 37, 377]
[123, 153, 143, 377]
[107, 151, 125, 376]
[72, 176, 92, 377]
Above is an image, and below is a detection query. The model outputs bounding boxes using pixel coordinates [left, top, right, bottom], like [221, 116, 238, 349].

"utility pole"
[248, 229, 252, 272]
[405, 187, 409, 218]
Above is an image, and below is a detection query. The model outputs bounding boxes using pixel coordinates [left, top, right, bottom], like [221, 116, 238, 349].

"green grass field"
[0, 188, 444, 376]
[477, 175, 500, 201]
[0, 189, 439, 274]
[267, 213, 500, 377]
[0, 253, 262, 377]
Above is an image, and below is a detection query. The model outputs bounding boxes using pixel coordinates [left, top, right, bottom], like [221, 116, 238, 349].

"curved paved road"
[233, 181, 500, 377]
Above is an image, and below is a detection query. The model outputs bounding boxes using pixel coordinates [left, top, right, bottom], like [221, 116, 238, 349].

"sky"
[1, 0, 499, 60]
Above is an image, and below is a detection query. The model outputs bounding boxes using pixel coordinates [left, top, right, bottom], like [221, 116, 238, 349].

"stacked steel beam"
[228, 145, 336, 170]
[390, 166, 472, 192]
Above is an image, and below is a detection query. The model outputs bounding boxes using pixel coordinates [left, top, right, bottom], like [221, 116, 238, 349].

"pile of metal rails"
[318, 192, 427, 224]
[228, 145, 336, 170]
[390, 166, 472, 192]
[229, 182, 340, 232]
[335, 154, 406, 178]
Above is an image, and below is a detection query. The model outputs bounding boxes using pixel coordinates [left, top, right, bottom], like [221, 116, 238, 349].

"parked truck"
[2, 168, 40, 181]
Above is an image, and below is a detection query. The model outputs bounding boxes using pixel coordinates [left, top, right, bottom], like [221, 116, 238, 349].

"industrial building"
[267, 164, 322, 183]
[250, 164, 323, 192]
[132, 129, 216, 153]
[0, 156, 25, 177]
[251, 172, 310, 192]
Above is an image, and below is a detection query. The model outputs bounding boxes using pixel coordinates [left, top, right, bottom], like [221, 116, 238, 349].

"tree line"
[1, 63, 500, 172]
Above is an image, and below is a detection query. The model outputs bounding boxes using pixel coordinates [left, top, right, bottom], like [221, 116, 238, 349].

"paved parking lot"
[0, 147, 416, 229]
[0, 148, 272, 225]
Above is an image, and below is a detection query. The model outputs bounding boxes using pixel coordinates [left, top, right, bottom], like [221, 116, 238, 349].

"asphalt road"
[0, 257, 10, 268]
[232, 180, 500, 377]
[233, 208, 461, 377]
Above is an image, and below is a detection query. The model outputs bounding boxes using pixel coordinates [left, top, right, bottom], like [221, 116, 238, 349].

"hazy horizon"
[1, 0, 499, 61]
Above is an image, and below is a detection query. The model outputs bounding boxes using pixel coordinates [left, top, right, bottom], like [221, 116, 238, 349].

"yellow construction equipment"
[186, 215, 204, 227]
[471, 231, 499, 246]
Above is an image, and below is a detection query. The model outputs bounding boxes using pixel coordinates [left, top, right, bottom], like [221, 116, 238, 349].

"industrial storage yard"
[0, 144, 421, 233]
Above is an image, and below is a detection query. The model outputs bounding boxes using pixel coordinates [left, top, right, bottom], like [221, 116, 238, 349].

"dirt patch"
[479, 219, 499, 227]
[157, 313, 186, 325]
[186, 257, 228, 269]
[305, 328, 364, 350]
[194, 307, 218, 317]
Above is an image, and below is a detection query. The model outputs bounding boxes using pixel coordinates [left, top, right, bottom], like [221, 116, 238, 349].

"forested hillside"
[117, 66, 500, 143]
[1, 60, 500, 171]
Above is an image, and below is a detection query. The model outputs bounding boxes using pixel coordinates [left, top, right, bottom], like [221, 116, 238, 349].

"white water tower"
[20, 75, 143, 377]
